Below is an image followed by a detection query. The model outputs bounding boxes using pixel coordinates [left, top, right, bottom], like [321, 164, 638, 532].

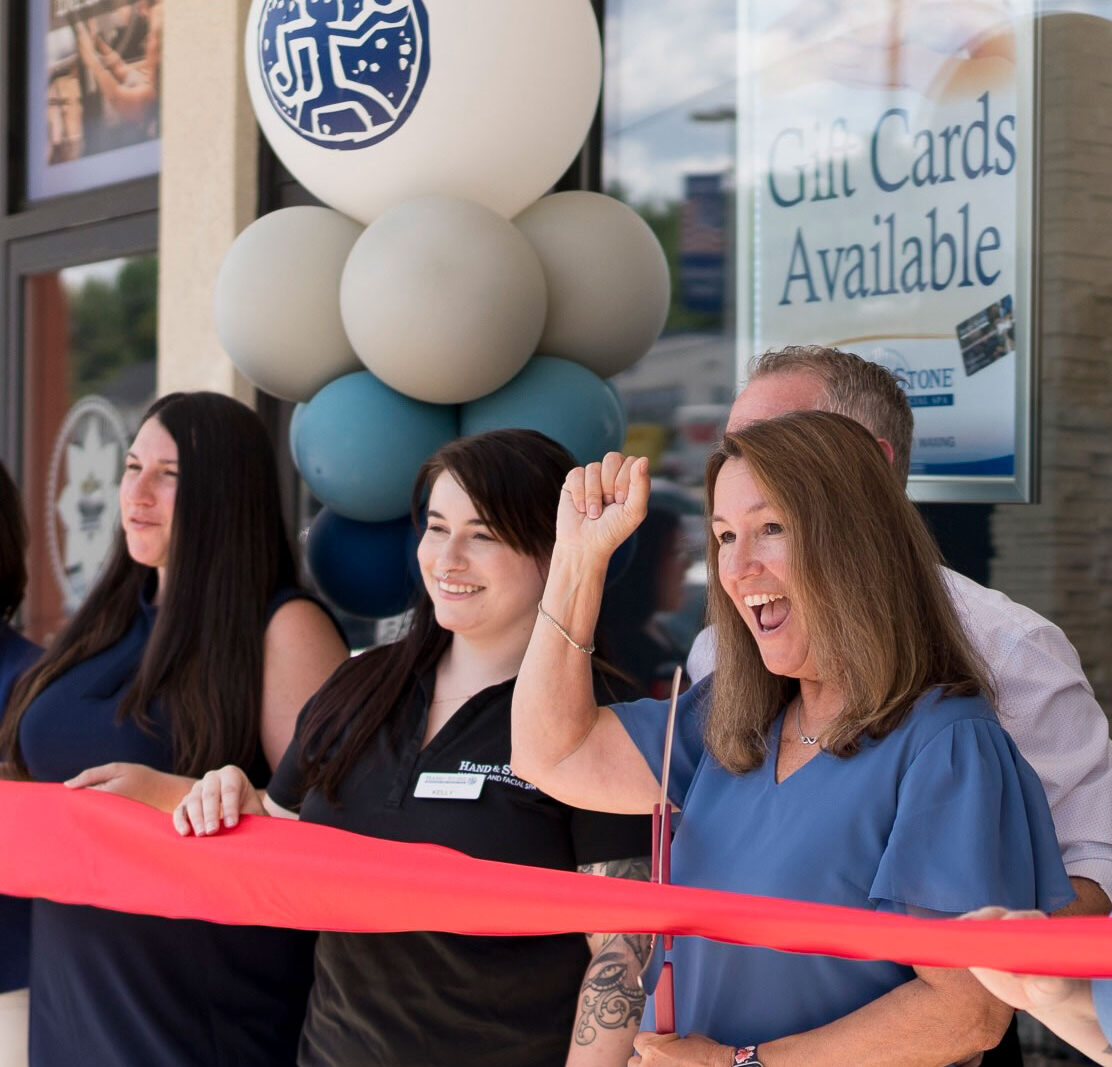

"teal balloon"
[295, 371, 458, 521]
[307, 510, 416, 619]
[459, 356, 625, 465]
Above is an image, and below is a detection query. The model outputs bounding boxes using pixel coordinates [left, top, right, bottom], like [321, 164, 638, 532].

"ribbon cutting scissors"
[642, 664, 683, 1033]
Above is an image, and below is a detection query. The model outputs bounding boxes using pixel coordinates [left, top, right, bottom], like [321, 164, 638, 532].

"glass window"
[21, 254, 158, 642]
[600, 0, 738, 670]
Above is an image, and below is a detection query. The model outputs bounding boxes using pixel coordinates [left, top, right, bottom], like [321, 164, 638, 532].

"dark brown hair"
[0, 460, 28, 623]
[1, 392, 298, 777]
[704, 410, 991, 774]
[297, 429, 576, 804]
[750, 345, 915, 484]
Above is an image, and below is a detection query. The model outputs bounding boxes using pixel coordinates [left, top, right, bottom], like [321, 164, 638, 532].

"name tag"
[414, 772, 485, 800]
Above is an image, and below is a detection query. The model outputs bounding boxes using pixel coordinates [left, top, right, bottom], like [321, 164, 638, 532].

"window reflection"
[22, 255, 158, 642]
[601, 0, 738, 662]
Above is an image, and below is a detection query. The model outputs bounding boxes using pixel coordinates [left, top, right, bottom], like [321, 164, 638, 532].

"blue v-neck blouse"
[612, 677, 1073, 1051]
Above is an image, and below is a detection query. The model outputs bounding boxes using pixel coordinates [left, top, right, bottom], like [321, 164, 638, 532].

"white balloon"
[214, 207, 364, 402]
[340, 195, 547, 404]
[514, 192, 672, 378]
[245, 0, 602, 223]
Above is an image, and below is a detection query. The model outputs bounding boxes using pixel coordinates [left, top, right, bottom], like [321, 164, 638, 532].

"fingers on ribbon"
[174, 786, 202, 837]
[176, 768, 232, 837]
[64, 762, 116, 789]
[960, 906, 1011, 921]
[220, 769, 245, 828]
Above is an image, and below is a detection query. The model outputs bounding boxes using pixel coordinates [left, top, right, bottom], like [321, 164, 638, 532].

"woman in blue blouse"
[511, 411, 1072, 1067]
[0, 460, 41, 1067]
[0, 392, 348, 1067]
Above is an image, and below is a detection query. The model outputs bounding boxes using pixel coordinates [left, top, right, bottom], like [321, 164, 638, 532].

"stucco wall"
[156, 0, 257, 401]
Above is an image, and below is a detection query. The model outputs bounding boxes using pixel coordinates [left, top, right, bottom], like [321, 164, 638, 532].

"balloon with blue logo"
[293, 370, 457, 522]
[460, 356, 626, 466]
[245, 0, 602, 223]
[307, 509, 416, 618]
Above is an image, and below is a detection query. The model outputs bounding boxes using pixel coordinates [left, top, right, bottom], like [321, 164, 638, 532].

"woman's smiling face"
[710, 457, 818, 683]
[417, 471, 547, 643]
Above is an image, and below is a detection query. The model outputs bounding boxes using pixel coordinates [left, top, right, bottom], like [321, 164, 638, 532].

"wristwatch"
[732, 1047, 763, 1067]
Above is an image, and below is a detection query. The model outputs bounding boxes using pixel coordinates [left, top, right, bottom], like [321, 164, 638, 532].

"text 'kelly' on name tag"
[414, 772, 485, 800]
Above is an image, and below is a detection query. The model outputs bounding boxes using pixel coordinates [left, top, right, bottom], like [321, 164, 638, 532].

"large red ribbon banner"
[3, 781, 1111, 978]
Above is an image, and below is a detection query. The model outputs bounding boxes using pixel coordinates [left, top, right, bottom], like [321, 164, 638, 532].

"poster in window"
[740, 0, 1036, 502]
[26, 0, 162, 200]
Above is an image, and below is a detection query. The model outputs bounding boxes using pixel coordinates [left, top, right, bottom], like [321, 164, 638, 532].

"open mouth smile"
[743, 592, 791, 634]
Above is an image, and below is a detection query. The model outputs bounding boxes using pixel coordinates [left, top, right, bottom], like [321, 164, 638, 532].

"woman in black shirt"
[176, 429, 650, 1067]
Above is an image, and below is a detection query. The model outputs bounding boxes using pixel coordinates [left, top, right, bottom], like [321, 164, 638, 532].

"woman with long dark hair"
[0, 461, 40, 1067]
[175, 429, 650, 1067]
[0, 392, 348, 1067]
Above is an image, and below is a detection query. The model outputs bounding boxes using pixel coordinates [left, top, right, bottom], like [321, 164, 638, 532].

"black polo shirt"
[269, 670, 650, 1067]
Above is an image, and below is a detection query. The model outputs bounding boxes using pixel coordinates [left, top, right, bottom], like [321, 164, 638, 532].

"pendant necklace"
[795, 695, 819, 746]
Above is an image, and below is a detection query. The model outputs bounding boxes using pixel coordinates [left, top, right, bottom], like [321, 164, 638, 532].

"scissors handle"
[655, 961, 675, 1034]
[651, 804, 672, 884]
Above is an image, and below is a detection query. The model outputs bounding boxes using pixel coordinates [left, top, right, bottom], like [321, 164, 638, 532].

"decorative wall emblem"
[47, 396, 129, 610]
[257, 0, 430, 150]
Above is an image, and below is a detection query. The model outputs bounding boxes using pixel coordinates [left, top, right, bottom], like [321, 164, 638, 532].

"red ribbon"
[4, 781, 1112, 977]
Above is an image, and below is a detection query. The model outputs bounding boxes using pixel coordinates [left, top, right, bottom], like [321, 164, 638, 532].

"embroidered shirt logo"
[457, 761, 537, 791]
[257, 0, 430, 150]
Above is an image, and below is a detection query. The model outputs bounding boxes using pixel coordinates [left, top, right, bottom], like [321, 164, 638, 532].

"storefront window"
[600, 0, 739, 664]
[21, 253, 158, 642]
[602, 0, 738, 483]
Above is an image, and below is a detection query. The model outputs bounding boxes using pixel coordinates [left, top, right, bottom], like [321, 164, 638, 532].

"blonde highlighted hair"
[704, 411, 991, 774]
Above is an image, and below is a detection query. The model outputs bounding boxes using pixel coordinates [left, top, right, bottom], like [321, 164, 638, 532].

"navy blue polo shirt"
[18, 589, 324, 1067]
[0, 621, 41, 993]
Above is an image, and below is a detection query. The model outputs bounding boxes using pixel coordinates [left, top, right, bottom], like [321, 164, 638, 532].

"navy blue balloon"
[460, 356, 626, 465]
[294, 371, 457, 521]
[306, 509, 416, 619]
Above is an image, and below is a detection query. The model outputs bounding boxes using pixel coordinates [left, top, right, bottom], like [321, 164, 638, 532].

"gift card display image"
[957, 295, 1015, 377]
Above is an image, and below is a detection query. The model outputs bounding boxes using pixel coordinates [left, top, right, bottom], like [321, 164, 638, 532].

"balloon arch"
[217, 0, 671, 617]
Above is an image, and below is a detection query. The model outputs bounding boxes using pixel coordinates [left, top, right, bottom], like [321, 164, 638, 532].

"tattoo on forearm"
[574, 933, 649, 1045]
[577, 856, 652, 882]
[573, 857, 653, 1046]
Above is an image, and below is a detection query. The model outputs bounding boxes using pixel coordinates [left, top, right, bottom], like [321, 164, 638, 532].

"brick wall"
[990, 12, 1112, 713]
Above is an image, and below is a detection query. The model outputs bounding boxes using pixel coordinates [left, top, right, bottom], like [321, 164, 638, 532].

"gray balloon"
[340, 195, 547, 404]
[515, 192, 671, 378]
[214, 206, 365, 402]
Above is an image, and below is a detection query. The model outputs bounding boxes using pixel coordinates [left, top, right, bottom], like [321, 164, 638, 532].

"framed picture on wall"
[737, 0, 1038, 503]
[25, 0, 162, 201]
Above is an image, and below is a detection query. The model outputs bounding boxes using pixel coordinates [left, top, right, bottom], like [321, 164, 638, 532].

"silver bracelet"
[537, 602, 595, 654]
